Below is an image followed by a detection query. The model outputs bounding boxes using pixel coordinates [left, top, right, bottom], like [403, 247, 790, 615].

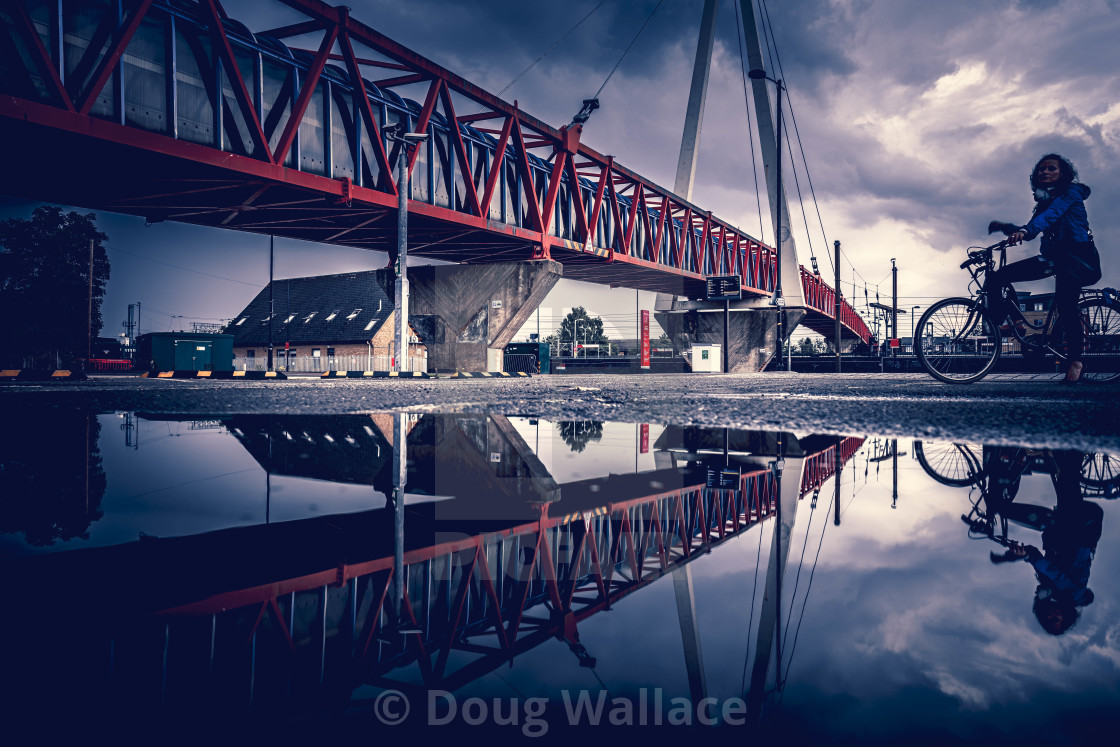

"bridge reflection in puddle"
[1, 414, 1117, 741]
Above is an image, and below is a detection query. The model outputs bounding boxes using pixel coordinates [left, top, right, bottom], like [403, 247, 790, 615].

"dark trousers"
[986, 255, 1082, 361]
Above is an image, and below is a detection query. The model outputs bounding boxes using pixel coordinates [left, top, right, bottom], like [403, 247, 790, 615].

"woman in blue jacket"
[989, 154, 1100, 383]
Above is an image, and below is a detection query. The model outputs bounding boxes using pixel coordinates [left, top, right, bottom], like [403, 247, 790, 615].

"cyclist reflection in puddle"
[987, 450, 1103, 634]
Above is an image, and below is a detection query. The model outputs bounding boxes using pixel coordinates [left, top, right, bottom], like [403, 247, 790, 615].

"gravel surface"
[4, 371, 1118, 452]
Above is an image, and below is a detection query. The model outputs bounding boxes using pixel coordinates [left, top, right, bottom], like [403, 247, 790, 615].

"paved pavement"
[4, 371, 1118, 453]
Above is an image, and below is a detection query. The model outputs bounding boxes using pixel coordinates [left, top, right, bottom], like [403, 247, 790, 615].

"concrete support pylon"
[377, 260, 562, 373]
[746, 448, 806, 722]
[656, 304, 805, 372]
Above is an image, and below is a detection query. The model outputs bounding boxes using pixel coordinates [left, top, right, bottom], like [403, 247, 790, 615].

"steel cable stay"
[756, 0, 877, 301]
[751, 0, 820, 274]
[492, 0, 609, 103]
[750, 0, 876, 322]
[778, 483, 837, 698]
[757, 0, 840, 281]
[781, 481, 820, 648]
[572, 0, 667, 126]
[739, 518, 767, 696]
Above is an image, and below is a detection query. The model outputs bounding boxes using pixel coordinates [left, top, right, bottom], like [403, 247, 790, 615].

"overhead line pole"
[834, 240, 841, 372]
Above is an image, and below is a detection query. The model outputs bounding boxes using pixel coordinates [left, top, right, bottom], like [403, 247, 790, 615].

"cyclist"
[987, 154, 1100, 384]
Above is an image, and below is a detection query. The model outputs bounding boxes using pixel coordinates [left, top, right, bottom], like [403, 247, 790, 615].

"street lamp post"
[388, 124, 429, 373]
[747, 68, 786, 370]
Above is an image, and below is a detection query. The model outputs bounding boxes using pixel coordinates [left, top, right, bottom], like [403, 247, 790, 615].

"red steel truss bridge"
[0, 0, 870, 343]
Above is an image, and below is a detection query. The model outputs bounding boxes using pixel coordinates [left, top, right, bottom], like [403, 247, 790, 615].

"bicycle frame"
[963, 241, 1071, 360]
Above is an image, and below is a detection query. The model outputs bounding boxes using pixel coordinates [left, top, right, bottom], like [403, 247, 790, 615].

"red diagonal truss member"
[0, 0, 867, 338]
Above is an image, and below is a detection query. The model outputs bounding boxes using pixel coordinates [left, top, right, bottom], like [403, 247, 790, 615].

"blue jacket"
[1021, 183, 1093, 262]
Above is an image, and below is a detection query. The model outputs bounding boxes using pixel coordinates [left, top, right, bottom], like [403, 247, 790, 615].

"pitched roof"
[226, 270, 393, 345]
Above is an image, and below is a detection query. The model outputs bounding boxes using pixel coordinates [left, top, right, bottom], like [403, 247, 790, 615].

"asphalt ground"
[3, 371, 1118, 454]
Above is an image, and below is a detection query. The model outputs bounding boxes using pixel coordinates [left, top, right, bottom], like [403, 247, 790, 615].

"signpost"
[706, 275, 741, 373]
[640, 310, 650, 370]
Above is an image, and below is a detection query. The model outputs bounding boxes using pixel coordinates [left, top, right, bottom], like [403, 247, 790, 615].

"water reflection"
[1, 415, 1117, 740]
[942, 447, 1107, 635]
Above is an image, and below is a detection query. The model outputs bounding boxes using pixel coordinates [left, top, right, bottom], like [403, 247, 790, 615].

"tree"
[545, 306, 609, 355]
[0, 207, 109, 368]
[557, 421, 603, 453]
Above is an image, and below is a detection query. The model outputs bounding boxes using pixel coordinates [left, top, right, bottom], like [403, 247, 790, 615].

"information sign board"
[706, 275, 741, 301]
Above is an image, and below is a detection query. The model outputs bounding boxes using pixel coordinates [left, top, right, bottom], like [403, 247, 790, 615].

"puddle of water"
[2, 412, 1117, 741]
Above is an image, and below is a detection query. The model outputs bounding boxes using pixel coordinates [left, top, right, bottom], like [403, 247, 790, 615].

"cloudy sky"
[3, 0, 1118, 341]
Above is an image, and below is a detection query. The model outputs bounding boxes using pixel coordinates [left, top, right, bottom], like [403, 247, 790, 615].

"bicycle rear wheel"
[1078, 296, 1120, 382]
[916, 297, 1002, 383]
[914, 441, 985, 486]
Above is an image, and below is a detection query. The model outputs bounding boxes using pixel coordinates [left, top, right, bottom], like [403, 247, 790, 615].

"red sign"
[640, 310, 650, 369]
[285, 341, 290, 350]
[890, 338, 900, 348]
[640, 424, 649, 453]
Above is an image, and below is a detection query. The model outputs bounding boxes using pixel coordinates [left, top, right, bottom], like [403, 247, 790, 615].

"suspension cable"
[592, 0, 666, 101]
[740, 518, 766, 695]
[780, 477, 837, 689]
[494, 0, 609, 101]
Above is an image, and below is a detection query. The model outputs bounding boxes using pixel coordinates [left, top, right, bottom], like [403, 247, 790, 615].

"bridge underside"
[0, 114, 707, 298]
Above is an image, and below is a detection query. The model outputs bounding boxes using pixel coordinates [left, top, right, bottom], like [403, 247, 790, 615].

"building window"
[325, 310, 340, 321]
[347, 308, 362, 320]
[246, 350, 255, 358]
[327, 347, 336, 357]
[303, 312, 316, 323]
[312, 348, 321, 358]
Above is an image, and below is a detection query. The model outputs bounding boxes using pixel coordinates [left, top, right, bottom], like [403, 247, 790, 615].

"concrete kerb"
[320, 370, 431, 379]
[318, 371, 532, 379]
[0, 369, 88, 382]
[140, 370, 288, 380]
[443, 372, 532, 379]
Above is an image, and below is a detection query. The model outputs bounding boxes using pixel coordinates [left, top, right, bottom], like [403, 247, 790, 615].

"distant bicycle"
[914, 238, 1120, 383]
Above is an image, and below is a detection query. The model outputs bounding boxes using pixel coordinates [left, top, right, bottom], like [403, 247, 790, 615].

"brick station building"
[226, 271, 425, 372]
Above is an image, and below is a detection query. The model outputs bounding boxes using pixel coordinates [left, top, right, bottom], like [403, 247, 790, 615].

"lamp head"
[747, 68, 768, 80]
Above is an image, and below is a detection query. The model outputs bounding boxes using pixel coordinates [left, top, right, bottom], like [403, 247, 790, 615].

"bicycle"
[914, 238, 1120, 383]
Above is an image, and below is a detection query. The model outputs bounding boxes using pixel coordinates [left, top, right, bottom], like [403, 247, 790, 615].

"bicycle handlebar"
[960, 240, 1009, 269]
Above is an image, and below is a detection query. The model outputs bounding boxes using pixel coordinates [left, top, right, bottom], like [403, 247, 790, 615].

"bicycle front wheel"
[1078, 296, 1120, 382]
[916, 297, 1002, 383]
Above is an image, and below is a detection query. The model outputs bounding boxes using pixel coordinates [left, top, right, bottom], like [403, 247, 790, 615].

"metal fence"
[503, 354, 540, 374]
[234, 354, 427, 373]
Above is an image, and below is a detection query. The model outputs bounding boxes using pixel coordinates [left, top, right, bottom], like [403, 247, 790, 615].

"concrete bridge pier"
[655, 300, 806, 372]
[378, 260, 562, 372]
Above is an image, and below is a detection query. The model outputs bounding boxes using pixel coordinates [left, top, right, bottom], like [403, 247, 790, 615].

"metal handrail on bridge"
[801, 268, 872, 343]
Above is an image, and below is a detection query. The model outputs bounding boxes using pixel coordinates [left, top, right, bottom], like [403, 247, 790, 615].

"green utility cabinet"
[137, 332, 234, 371]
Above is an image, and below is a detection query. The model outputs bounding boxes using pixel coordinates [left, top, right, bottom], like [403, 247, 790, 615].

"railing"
[800, 268, 872, 342]
[234, 354, 425, 372]
[86, 358, 133, 371]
